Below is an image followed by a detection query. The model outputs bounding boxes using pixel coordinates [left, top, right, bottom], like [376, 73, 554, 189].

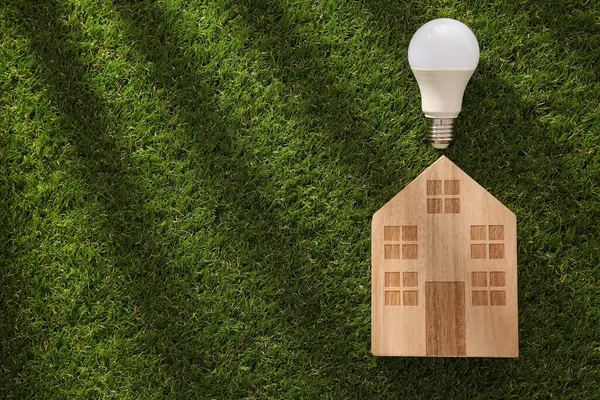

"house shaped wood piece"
[372, 156, 518, 357]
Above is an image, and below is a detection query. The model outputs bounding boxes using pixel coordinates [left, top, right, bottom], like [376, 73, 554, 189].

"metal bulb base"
[429, 118, 454, 149]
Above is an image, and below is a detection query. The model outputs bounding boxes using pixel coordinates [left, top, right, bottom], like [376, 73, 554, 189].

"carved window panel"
[384, 226, 400, 241]
[490, 290, 506, 306]
[403, 272, 418, 287]
[384, 273, 420, 307]
[489, 244, 505, 259]
[472, 290, 488, 306]
[427, 180, 442, 195]
[383, 226, 418, 260]
[470, 225, 505, 260]
[402, 244, 418, 259]
[489, 225, 504, 240]
[471, 272, 488, 287]
[471, 244, 486, 259]
[472, 271, 506, 306]
[427, 199, 442, 214]
[384, 244, 401, 259]
[385, 272, 401, 288]
[444, 180, 460, 195]
[470, 225, 486, 240]
[403, 291, 419, 306]
[402, 226, 418, 241]
[427, 180, 460, 214]
[385, 291, 401, 306]
[490, 271, 506, 287]
[445, 198, 460, 213]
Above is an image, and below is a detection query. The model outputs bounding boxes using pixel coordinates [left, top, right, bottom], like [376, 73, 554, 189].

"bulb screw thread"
[429, 118, 455, 149]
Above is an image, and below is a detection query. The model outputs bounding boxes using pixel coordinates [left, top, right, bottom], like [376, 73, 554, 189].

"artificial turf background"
[1, 0, 599, 398]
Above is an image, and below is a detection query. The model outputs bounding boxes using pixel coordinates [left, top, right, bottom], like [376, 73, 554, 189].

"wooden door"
[425, 282, 466, 356]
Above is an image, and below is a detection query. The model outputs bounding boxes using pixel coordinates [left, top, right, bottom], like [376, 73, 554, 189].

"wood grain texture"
[425, 282, 466, 356]
[403, 291, 419, 306]
[403, 272, 418, 287]
[372, 156, 518, 358]
[385, 272, 401, 288]
[472, 290, 488, 306]
[471, 272, 487, 287]
[490, 271, 506, 287]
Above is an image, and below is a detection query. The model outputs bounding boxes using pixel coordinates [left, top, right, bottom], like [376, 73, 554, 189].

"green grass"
[1, 0, 599, 398]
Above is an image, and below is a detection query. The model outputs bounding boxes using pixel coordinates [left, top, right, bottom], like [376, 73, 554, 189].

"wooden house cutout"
[372, 156, 518, 357]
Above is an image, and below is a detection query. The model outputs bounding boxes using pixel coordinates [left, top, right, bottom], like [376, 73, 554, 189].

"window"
[472, 290, 488, 306]
[490, 271, 506, 286]
[427, 180, 460, 214]
[471, 271, 506, 306]
[384, 225, 418, 259]
[384, 272, 419, 306]
[470, 225, 505, 259]
[384, 226, 400, 241]
[490, 291, 506, 306]
[471, 271, 487, 287]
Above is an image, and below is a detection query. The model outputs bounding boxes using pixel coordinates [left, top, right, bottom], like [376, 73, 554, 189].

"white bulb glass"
[408, 18, 479, 149]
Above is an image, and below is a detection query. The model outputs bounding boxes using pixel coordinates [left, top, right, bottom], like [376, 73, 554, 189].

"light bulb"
[408, 18, 479, 149]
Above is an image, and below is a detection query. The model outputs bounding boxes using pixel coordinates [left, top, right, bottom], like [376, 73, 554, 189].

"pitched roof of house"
[374, 156, 513, 217]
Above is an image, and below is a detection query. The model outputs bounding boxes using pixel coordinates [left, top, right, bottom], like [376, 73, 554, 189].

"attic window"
[444, 180, 460, 195]
[427, 180, 442, 195]
[426, 180, 460, 214]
